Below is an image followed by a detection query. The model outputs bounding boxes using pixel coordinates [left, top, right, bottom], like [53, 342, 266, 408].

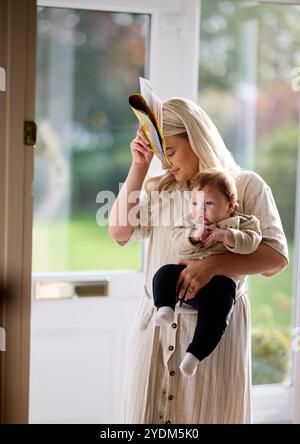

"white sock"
[154, 306, 174, 326]
[179, 352, 199, 377]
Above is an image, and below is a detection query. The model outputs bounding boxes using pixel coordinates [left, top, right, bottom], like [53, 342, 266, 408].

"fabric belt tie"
[137, 280, 247, 330]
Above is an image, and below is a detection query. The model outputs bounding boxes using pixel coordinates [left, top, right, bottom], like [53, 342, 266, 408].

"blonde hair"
[145, 97, 241, 194]
[192, 168, 238, 210]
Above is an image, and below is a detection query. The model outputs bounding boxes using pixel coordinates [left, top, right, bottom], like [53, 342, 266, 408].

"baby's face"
[191, 186, 232, 224]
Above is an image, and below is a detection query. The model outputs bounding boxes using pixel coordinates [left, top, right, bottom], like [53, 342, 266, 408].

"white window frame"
[39, 0, 200, 101]
[37, 0, 300, 424]
[291, 111, 300, 424]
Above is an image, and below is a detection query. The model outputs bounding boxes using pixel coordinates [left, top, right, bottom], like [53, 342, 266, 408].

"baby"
[152, 168, 262, 377]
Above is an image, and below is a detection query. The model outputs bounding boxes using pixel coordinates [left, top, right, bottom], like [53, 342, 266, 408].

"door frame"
[0, 0, 36, 424]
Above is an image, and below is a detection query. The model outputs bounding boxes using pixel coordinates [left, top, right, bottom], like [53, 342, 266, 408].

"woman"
[108, 98, 288, 424]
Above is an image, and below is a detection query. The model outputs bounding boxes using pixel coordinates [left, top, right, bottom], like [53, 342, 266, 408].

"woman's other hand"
[175, 256, 217, 301]
[130, 126, 153, 168]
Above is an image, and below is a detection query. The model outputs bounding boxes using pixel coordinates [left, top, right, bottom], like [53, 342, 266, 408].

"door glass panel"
[33, 7, 150, 272]
[199, 0, 300, 384]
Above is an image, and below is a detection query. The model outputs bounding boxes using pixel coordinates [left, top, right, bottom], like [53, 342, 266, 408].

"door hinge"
[0, 66, 6, 92]
[24, 120, 37, 146]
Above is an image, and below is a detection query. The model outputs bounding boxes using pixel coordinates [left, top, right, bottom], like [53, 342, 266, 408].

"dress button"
[169, 345, 174, 351]
[172, 323, 177, 328]
[170, 370, 175, 376]
[166, 420, 171, 424]
[168, 395, 174, 400]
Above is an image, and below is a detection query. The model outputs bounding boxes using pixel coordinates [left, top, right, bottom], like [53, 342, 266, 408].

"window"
[33, 7, 150, 272]
[198, 0, 300, 389]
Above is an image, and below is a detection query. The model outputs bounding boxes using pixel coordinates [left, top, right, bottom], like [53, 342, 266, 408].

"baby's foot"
[154, 306, 174, 326]
[179, 352, 199, 377]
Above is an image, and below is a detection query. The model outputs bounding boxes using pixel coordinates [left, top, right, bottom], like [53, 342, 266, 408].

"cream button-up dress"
[119, 170, 289, 424]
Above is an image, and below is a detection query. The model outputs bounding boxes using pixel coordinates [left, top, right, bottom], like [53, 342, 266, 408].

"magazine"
[129, 77, 171, 168]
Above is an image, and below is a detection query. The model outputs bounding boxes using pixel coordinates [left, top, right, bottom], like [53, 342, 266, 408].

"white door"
[29, 0, 199, 424]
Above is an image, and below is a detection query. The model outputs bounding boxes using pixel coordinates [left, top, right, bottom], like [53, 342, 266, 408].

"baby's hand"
[190, 225, 210, 243]
[198, 227, 211, 242]
[202, 227, 226, 247]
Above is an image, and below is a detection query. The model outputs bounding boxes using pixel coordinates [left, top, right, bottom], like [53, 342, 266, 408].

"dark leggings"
[152, 264, 236, 362]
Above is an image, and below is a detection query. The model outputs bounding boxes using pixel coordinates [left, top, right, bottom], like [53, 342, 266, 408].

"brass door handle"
[34, 279, 110, 300]
[74, 282, 109, 297]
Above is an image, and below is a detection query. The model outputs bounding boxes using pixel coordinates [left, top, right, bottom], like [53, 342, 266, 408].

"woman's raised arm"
[108, 128, 153, 244]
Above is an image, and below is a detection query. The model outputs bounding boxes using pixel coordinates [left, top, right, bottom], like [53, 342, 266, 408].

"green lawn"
[33, 214, 293, 330]
[32, 214, 141, 272]
[249, 250, 293, 329]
